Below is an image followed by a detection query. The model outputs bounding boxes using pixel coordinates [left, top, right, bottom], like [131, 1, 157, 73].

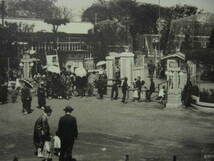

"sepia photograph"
[0, 0, 214, 161]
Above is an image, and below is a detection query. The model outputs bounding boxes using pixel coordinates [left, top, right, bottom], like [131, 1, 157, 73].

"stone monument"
[20, 49, 36, 80]
[120, 51, 134, 86]
[106, 56, 115, 85]
[165, 59, 183, 108]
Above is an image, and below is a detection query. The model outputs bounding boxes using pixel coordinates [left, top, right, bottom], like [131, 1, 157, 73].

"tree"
[82, 0, 165, 51]
[5, 0, 57, 19]
[82, 1, 111, 24]
[161, 5, 199, 55]
[44, 7, 71, 33]
[0, 21, 35, 72]
[88, 19, 126, 61]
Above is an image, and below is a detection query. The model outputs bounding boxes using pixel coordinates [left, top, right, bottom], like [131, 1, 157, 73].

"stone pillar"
[106, 56, 114, 85]
[120, 52, 134, 86]
[21, 54, 31, 80]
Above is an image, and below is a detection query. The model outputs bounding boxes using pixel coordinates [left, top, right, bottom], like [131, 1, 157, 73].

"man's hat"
[64, 105, 74, 112]
[44, 106, 52, 113]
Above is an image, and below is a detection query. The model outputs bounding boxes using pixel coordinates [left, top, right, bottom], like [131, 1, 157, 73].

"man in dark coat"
[111, 79, 119, 100]
[147, 78, 155, 102]
[21, 84, 33, 114]
[37, 82, 46, 109]
[136, 76, 142, 101]
[96, 76, 105, 99]
[58, 106, 78, 161]
[121, 77, 128, 103]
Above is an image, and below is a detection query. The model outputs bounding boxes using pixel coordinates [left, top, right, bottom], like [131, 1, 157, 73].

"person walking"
[111, 79, 119, 100]
[37, 82, 46, 109]
[96, 76, 105, 99]
[147, 78, 155, 102]
[58, 106, 78, 161]
[33, 106, 52, 159]
[121, 77, 128, 103]
[21, 84, 33, 114]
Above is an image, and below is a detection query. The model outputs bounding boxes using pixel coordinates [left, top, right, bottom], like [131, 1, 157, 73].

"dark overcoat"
[58, 114, 78, 146]
[33, 114, 50, 149]
[37, 86, 46, 106]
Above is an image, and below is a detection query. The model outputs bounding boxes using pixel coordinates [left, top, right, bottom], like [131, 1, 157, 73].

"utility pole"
[94, 13, 97, 25]
[1, 0, 5, 27]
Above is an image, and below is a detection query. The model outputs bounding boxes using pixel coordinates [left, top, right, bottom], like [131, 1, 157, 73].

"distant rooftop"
[2, 18, 94, 34]
[171, 13, 214, 36]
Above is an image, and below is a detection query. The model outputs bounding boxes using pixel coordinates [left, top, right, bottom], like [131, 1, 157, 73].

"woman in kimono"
[33, 106, 52, 159]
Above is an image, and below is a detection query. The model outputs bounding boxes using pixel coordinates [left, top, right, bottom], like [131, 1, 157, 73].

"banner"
[46, 55, 60, 73]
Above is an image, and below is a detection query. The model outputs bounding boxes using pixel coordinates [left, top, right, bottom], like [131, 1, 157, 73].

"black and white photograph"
[0, 0, 214, 161]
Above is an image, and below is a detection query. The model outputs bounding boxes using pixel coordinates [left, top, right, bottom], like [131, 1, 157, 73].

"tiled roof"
[2, 18, 94, 34]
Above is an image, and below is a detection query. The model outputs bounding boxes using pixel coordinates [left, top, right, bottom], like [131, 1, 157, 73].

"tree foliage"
[5, 0, 57, 18]
[82, 0, 168, 53]
[161, 5, 199, 54]
[0, 22, 35, 70]
[44, 7, 71, 34]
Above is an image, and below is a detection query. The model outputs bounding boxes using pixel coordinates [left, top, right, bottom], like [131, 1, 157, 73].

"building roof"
[161, 51, 185, 61]
[171, 13, 214, 36]
[2, 18, 94, 34]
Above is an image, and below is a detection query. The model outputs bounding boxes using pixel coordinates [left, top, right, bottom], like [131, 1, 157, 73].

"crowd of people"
[0, 68, 165, 108]
[33, 105, 78, 161]
[1, 65, 196, 161]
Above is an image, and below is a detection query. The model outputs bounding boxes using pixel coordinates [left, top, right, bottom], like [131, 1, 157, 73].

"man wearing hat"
[58, 106, 78, 161]
[21, 83, 33, 114]
[37, 82, 46, 109]
[33, 106, 52, 159]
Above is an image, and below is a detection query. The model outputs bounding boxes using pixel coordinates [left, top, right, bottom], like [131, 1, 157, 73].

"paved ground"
[1, 92, 214, 161]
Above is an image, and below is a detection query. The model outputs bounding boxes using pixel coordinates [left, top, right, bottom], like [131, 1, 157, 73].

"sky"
[56, 0, 214, 21]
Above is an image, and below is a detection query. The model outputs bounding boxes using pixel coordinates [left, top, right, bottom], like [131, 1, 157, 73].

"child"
[43, 136, 52, 161]
[53, 131, 61, 156]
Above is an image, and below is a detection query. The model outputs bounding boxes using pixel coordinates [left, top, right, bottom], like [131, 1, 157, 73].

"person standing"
[58, 106, 78, 161]
[148, 60, 155, 78]
[0, 82, 8, 104]
[111, 79, 119, 100]
[136, 76, 142, 101]
[37, 82, 46, 109]
[148, 78, 155, 102]
[21, 84, 33, 114]
[121, 77, 128, 103]
[33, 106, 52, 159]
[96, 76, 105, 99]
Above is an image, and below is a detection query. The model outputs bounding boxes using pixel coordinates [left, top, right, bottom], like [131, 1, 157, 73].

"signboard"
[46, 55, 60, 73]
[167, 59, 180, 71]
